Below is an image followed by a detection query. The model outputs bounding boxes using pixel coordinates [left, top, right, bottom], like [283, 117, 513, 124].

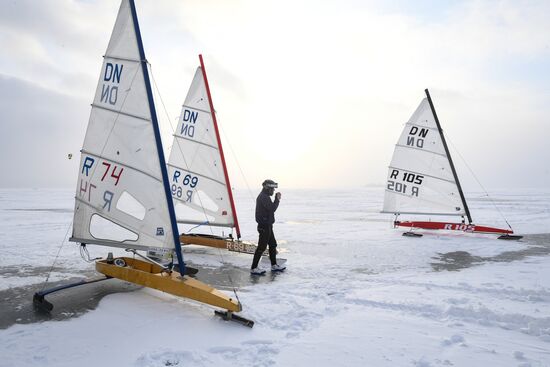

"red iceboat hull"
[395, 221, 513, 235]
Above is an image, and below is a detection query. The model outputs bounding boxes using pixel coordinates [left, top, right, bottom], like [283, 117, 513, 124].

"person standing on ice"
[250, 179, 286, 275]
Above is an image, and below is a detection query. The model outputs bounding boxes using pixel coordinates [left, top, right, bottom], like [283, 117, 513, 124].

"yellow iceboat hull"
[96, 257, 241, 312]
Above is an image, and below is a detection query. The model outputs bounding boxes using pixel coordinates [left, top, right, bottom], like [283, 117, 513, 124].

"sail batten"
[404, 122, 439, 130]
[69, 237, 164, 252]
[172, 135, 219, 150]
[104, 55, 141, 63]
[394, 144, 447, 157]
[181, 105, 211, 114]
[381, 210, 464, 216]
[91, 103, 152, 122]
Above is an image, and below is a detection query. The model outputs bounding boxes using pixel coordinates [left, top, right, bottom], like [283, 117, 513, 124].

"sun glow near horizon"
[0, 0, 549, 190]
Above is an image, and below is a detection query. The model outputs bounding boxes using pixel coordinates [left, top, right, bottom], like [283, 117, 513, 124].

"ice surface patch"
[206, 340, 280, 367]
[2, 188, 550, 366]
[413, 356, 432, 366]
[445, 297, 469, 305]
[135, 349, 208, 367]
[442, 334, 465, 346]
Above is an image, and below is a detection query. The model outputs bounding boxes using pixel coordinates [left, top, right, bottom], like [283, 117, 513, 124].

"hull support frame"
[96, 257, 242, 313]
[395, 220, 521, 238]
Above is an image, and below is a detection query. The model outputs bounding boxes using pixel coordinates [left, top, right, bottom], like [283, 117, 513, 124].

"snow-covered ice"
[1, 187, 549, 366]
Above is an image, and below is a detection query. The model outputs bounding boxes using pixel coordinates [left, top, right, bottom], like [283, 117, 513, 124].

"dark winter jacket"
[255, 189, 280, 225]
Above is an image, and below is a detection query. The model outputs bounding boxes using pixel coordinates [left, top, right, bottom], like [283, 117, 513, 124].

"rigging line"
[40, 220, 73, 291]
[185, 221, 210, 233]
[80, 244, 101, 263]
[149, 64, 215, 236]
[214, 243, 242, 307]
[445, 135, 513, 230]
[217, 116, 256, 204]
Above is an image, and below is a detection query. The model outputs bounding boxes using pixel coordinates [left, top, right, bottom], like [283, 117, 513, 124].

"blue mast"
[128, 0, 186, 276]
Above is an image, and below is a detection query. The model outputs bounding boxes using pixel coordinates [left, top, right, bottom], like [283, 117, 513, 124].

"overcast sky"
[1, 0, 549, 191]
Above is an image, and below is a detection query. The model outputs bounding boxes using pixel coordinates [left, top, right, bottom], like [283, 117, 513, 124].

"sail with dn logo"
[167, 56, 239, 234]
[382, 89, 521, 240]
[159, 55, 269, 257]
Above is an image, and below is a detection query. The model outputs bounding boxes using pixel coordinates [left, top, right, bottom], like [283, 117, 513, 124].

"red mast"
[198, 54, 241, 239]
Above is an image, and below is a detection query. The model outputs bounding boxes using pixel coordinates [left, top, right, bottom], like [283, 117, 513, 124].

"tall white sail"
[70, 0, 176, 252]
[382, 98, 466, 216]
[167, 67, 236, 228]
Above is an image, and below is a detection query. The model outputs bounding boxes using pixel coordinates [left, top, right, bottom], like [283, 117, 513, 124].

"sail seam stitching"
[91, 103, 151, 122]
[394, 144, 447, 157]
[405, 122, 438, 130]
[181, 105, 211, 114]
[103, 55, 141, 63]
[172, 135, 219, 150]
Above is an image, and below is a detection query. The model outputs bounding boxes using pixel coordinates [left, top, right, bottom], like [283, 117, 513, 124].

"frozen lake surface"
[1, 188, 549, 366]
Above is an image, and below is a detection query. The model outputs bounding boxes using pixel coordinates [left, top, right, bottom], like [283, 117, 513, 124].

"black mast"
[424, 88, 473, 224]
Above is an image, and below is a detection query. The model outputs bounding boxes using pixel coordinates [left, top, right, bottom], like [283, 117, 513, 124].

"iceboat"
[33, 0, 253, 327]
[382, 89, 521, 240]
[160, 55, 263, 256]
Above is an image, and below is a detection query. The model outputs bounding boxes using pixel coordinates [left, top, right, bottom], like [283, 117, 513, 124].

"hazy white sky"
[1, 0, 549, 190]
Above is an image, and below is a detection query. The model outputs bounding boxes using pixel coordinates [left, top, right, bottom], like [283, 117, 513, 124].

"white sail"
[382, 98, 466, 216]
[167, 67, 235, 228]
[70, 0, 176, 252]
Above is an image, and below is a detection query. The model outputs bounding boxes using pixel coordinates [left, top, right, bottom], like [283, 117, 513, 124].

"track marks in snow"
[364, 277, 550, 304]
[412, 357, 456, 366]
[245, 277, 346, 340]
[253, 292, 326, 338]
[207, 340, 279, 367]
[342, 294, 550, 341]
[135, 349, 209, 366]
[441, 334, 465, 346]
